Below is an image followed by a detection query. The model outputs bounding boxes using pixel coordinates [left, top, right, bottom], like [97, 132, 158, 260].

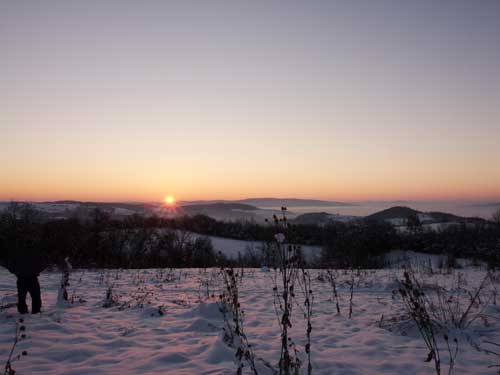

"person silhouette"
[4, 250, 45, 314]
[0, 203, 46, 314]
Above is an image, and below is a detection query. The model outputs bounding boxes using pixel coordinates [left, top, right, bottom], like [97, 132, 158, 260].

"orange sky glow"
[1, 2, 499, 203]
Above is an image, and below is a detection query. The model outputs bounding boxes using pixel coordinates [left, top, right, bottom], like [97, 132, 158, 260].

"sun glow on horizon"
[1, 2, 500, 205]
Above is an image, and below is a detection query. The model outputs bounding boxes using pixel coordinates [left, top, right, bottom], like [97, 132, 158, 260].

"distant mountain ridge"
[180, 203, 258, 212]
[181, 198, 354, 207]
[469, 202, 500, 208]
[236, 198, 354, 207]
[1, 201, 490, 226]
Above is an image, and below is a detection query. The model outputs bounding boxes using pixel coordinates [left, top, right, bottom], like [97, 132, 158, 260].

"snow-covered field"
[204, 235, 322, 262]
[1, 263, 500, 374]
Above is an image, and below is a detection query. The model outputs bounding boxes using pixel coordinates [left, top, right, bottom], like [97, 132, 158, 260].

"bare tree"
[492, 208, 500, 227]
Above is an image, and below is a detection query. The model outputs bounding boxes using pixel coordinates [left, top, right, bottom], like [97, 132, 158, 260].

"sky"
[1, 0, 500, 203]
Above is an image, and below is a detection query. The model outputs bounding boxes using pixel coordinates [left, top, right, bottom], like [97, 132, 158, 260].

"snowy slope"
[1, 263, 499, 374]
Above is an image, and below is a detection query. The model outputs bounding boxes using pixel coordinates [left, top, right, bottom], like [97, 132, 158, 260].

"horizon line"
[1, 197, 499, 205]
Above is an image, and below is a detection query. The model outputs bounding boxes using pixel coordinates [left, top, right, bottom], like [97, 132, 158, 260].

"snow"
[1, 261, 499, 374]
[0, 203, 79, 214]
[417, 213, 434, 222]
[384, 250, 448, 269]
[386, 218, 407, 226]
[197, 234, 322, 263]
[328, 214, 358, 223]
[423, 222, 461, 231]
[113, 208, 137, 216]
[395, 222, 466, 233]
[32, 203, 80, 213]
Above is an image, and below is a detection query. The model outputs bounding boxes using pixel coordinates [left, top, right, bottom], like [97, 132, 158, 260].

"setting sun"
[164, 195, 175, 205]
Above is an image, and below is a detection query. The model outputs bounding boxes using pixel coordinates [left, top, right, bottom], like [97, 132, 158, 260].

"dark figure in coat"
[4, 253, 45, 314]
[0, 203, 46, 314]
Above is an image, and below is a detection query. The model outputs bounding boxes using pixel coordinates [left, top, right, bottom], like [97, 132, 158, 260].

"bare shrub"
[430, 272, 493, 330]
[197, 267, 218, 301]
[298, 268, 314, 375]
[399, 270, 461, 375]
[269, 208, 302, 375]
[326, 269, 341, 314]
[102, 285, 120, 308]
[4, 319, 28, 375]
[482, 340, 500, 372]
[57, 257, 72, 306]
[492, 208, 500, 227]
[348, 270, 355, 319]
[218, 267, 258, 375]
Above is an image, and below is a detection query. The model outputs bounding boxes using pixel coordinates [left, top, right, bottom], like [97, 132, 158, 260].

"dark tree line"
[0, 203, 221, 269]
[319, 219, 500, 268]
[320, 220, 399, 268]
[1, 203, 500, 269]
[397, 222, 500, 268]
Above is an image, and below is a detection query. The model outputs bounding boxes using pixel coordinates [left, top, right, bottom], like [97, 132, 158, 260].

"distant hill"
[292, 212, 334, 225]
[235, 198, 353, 207]
[365, 206, 486, 225]
[425, 211, 463, 222]
[365, 207, 421, 221]
[292, 212, 357, 225]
